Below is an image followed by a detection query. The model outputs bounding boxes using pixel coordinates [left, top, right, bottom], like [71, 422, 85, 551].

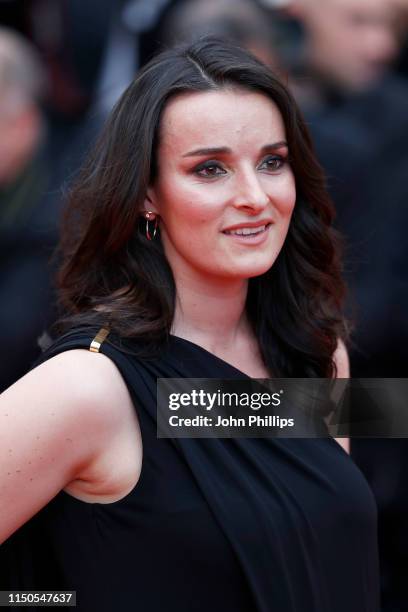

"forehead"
[157, 89, 286, 155]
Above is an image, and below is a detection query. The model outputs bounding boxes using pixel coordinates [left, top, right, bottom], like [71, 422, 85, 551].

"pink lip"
[222, 220, 273, 232]
[222, 223, 272, 246]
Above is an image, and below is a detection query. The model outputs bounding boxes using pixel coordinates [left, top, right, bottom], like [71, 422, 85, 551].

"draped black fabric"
[1, 326, 380, 611]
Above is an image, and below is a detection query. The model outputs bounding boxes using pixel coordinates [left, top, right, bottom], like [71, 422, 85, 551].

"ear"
[142, 186, 160, 217]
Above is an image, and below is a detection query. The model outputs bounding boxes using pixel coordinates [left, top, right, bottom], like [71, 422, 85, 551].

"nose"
[231, 168, 270, 214]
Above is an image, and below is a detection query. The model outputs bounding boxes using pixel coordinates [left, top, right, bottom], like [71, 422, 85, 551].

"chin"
[224, 259, 276, 280]
[245, 265, 274, 279]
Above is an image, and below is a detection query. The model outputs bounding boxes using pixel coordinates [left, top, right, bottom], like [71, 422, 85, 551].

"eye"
[258, 155, 287, 172]
[194, 161, 227, 178]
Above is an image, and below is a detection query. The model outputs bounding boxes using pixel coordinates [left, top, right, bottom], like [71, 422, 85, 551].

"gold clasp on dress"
[89, 327, 110, 353]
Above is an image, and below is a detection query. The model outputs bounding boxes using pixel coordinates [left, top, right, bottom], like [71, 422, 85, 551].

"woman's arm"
[333, 338, 350, 454]
[0, 349, 130, 544]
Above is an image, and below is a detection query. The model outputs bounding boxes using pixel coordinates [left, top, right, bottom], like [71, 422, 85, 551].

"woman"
[0, 37, 379, 611]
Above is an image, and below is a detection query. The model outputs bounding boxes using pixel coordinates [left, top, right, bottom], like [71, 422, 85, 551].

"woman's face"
[146, 88, 296, 284]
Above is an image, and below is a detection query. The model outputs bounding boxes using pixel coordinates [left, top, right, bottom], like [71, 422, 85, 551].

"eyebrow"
[182, 141, 288, 157]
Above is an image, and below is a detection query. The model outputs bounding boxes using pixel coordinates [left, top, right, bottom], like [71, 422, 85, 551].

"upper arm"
[332, 338, 350, 453]
[0, 349, 130, 544]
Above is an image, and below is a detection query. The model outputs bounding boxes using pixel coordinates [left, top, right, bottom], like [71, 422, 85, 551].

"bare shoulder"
[0, 348, 136, 542]
[3, 348, 134, 441]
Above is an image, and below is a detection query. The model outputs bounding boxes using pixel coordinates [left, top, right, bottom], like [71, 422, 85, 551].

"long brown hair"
[51, 36, 348, 377]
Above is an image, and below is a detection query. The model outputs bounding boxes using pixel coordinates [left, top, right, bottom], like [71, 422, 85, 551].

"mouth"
[221, 222, 273, 247]
[222, 223, 272, 238]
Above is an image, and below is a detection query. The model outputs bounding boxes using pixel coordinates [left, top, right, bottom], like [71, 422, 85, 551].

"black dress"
[1, 326, 380, 611]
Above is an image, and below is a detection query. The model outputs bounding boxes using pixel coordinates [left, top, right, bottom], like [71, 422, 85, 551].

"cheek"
[159, 180, 222, 227]
[284, 184, 297, 215]
[271, 175, 297, 217]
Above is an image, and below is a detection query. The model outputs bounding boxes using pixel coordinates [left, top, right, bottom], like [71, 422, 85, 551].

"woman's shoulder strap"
[30, 326, 158, 426]
[32, 325, 113, 370]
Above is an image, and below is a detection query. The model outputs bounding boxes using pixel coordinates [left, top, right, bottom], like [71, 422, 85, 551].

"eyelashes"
[193, 155, 289, 178]
[194, 161, 227, 178]
[258, 155, 287, 172]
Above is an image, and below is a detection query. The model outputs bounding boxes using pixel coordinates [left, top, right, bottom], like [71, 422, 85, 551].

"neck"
[170, 271, 251, 353]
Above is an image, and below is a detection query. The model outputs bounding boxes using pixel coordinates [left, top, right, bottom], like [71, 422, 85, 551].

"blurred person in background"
[0, 2, 139, 393]
[283, 0, 408, 378]
[289, 0, 399, 99]
[0, 0, 137, 179]
[0, 29, 46, 186]
[156, 0, 283, 72]
[0, 27, 57, 393]
[0, 0, 121, 128]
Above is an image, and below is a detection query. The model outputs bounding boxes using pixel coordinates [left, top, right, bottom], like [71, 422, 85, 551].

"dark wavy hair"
[51, 36, 348, 377]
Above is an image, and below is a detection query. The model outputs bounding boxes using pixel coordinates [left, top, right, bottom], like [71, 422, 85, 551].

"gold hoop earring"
[145, 211, 158, 240]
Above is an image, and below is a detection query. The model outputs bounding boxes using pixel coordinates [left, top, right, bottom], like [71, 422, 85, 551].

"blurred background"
[0, 0, 407, 609]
